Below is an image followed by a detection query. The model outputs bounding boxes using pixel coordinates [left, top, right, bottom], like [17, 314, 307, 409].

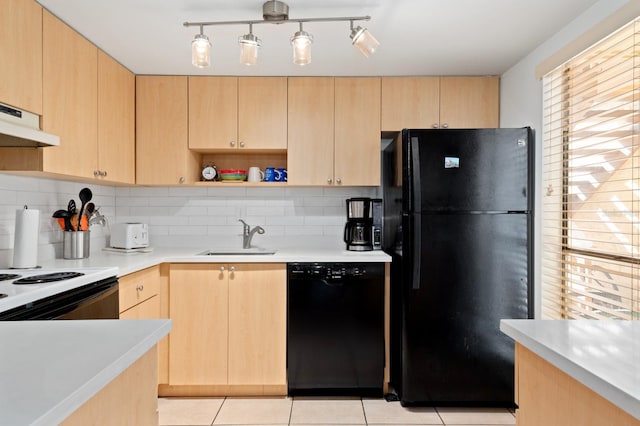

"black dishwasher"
[287, 262, 385, 396]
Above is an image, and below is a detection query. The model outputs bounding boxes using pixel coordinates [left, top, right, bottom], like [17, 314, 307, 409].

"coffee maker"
[344, 198, 382, 251]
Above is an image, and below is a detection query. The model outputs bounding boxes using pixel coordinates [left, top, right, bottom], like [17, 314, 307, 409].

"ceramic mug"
[264, 167, 281, 182]
[277, 167, 287, 182]
[247, 167, 264, 182]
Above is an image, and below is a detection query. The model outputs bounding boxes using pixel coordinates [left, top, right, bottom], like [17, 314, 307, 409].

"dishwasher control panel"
[288, 263, 374, 281]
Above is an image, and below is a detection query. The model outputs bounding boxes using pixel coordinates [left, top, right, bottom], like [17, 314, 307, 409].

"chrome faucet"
[238, 219, 265, 249]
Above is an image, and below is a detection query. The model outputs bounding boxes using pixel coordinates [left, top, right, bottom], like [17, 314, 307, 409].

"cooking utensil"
[76, 188, 92, 231]
[53, 209, 72, 231]
[86, 202, 95, 219]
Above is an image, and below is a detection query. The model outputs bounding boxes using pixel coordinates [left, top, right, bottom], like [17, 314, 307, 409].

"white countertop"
[35, 243, 393, 277]
[0, 319, 171, 426]
[500, 319, 639, 420]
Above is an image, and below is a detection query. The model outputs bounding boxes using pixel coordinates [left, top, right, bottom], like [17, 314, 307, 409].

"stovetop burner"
[0, 274, 21, 282]
[13, 272, 85, 285]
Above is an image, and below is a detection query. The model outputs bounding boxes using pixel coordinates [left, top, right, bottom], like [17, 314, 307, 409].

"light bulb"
[192, 33, 211, 68]
[350, 26, 379, 58]
[291, 30, 313, 66]
[239, 33, 261, 66]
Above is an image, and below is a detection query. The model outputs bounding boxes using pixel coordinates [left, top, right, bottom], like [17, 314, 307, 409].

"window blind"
[542, 18, 639, 320]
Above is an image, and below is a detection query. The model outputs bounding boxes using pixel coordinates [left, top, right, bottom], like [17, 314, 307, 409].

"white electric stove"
[0, 266, 119, 316]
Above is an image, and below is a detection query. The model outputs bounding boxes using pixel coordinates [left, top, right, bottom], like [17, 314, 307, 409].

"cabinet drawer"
[119, 266, 160, 313]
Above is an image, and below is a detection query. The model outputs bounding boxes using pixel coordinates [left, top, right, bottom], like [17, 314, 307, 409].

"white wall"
[500, 0, 637, 317]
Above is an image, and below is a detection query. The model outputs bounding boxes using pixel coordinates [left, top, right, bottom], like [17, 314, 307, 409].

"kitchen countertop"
[500, 319, 639, 420]
[35, 243, 393, 277]
[0, 319, 171, 426]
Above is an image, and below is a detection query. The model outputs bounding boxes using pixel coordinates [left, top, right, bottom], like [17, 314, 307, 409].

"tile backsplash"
[0, 173, 378, 265]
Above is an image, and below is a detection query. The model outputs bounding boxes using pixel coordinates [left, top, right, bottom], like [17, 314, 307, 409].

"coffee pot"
[344, 198, 374, 251]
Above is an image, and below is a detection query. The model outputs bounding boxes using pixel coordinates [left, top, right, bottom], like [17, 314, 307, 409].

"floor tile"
[363, 399, 443, 424]
[436, 407, 515, 425]
[158, 397, 224, 426]
[290, 397, 366, 424]
[213, 397, 292, 425]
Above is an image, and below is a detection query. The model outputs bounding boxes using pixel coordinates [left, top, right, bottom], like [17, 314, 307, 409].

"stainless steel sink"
[196, 248, 276, 256]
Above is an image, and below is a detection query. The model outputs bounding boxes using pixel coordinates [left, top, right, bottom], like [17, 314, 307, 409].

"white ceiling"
[36, 0, 600, 77]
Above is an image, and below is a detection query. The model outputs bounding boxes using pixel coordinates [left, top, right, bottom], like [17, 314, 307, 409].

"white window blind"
[542, 18, 639, 320]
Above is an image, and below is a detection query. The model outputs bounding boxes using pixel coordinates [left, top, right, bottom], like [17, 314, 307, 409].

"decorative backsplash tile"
[0, 173, 378, 262]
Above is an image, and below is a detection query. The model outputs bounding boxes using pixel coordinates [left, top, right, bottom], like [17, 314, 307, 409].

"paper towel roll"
[12, 206, 40, 269]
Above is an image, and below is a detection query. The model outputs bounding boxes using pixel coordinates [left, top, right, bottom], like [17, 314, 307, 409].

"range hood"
[0, 103, 59, 147]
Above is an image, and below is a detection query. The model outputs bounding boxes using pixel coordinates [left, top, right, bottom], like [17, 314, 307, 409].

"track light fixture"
[185, 0, 379, 68]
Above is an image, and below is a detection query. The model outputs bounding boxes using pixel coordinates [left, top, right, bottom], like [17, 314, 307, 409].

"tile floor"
[158, 397, 516, 426]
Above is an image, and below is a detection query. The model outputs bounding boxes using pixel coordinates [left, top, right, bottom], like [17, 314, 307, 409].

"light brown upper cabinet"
[334, 77, 381, 186]
[189, 77, 287, 151]
[42, 10, 98, 178]
[381, 76, 499, 131]
[0, 0, 42, 114]
[136, 76, 199, 185]
[97, 51, 135, 184]
[439, 77, 499, 128]
[287, 77, 335, 185]
[188, 76, 238, 151]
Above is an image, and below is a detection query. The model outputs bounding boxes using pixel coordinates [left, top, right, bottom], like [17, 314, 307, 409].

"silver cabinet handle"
[220, 266, 225, 272]
[230, 266, 235, 272]
[442, 123, 449, 129]
[102, 170, 107, 177]
[94, 170, 100, 177]
[239, 141, 245, 148]
[336, 178, 342, 184]
[230, 141, 236, 147]
[433, 123, 439, 128]
[179, 176, 185, 184]
[136, 285, 144, 291]
[327, 178, 332, 184]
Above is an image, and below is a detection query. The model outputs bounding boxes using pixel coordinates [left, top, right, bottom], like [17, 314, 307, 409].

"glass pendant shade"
[192, 33, 211, 68]
[350, 26, 379, 57]
[239, 33, 261, 66]
[291, 30, 313, 65]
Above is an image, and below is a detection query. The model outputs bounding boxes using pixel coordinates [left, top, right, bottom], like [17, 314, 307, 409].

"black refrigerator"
[382, 128, 534, 407]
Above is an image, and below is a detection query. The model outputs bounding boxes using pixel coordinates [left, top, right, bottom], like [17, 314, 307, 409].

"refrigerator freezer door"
[400, 212, 531, 406]
[403, 128, 532, 213]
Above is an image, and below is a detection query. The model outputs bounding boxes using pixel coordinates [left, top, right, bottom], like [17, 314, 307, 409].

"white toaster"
[110, 223, 149, 249]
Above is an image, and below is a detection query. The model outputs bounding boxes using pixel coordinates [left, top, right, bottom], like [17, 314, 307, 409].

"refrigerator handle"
[412, 216, 421, 290]
[410, 137, 422, 212]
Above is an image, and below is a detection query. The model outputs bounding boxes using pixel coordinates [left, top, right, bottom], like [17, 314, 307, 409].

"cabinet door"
[42, 11, 98, 178]
[381, 77, 440, 131]
[0, 0, 42, 114]
[287, 77, 335, 185]
[228, 264, 286, 386]
[169, 264, 228, 385]
[189, 76, 238, 150]
[136, 76, 199, 185]
[238, 77, 287, 150]
[97, 51, 135, 184]
[334, 78, 381, 186]
[439, 77, 499, 128]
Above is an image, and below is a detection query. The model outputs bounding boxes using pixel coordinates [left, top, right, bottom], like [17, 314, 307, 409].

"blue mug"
[264, 167, 281, 182]
[277, 168, 287, 182]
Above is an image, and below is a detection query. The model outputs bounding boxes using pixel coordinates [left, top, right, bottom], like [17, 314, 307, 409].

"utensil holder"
[63, 231, 90, 259]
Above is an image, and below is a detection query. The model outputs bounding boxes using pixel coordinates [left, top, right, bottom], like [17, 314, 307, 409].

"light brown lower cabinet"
[515, 343, 637, 426]
[61, 346, 158, 426]
[118, 265, 169, 389]
[162, 263, 286, 397]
